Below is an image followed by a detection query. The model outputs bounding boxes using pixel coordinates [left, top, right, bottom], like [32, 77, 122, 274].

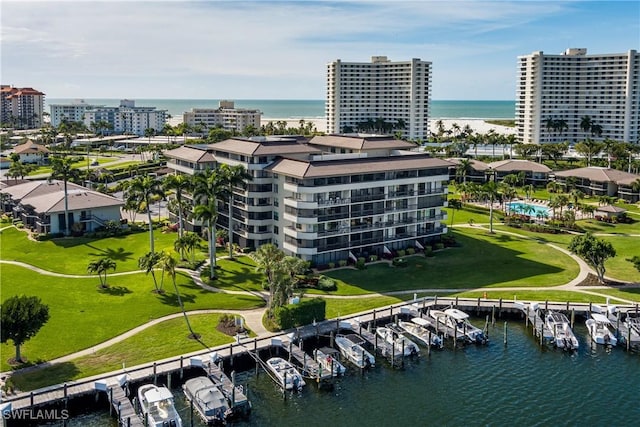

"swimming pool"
[508, 202, 550, 217]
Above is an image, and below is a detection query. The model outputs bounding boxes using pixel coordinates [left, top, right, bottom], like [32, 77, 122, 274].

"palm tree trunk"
[147, 206, 154, 253]
[228, 190, 234, 258]
[63, 179, 70, 236]
[209, 220, 217, 279]
[489, 197, 494, 233]
[15, 343, 22, 362]
[172, 277, 196, 337]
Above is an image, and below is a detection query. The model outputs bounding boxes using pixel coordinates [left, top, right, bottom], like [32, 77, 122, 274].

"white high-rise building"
[516, 48, 640, 144]
[50, 100, 100, 128]
[326, 56, 432, 141]
[183, 101, 261, 133]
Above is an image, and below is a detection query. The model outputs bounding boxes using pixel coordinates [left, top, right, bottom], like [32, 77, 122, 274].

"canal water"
[53, 321, 639, 426]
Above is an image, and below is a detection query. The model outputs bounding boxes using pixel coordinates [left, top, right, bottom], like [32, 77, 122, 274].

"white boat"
[545, 311, 579, 350]
[315, 349, 346, 377]
[429, 308, 487, 344]
[334, 334, 375, 369]
[182, 376, 230, 425]
[265, 357, 306, 391]
[397, 318, 443, 348]
[137, 384, 183, 427]
[623, 314, 640, 343]
[586, 313, 617, 346]
[376, 327, 419, 356]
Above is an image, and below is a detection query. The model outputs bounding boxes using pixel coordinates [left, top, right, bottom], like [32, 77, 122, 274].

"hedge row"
[273, 298, 326, 330]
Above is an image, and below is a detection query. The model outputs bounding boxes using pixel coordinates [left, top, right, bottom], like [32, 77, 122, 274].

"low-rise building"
[49, 100, 101, 128]
[0, 180, 124, 234]
[487, 159, 551, 185]
[446, 158, 490, 183]
[554, 167, 640, 201]
[12, 140, 50, 164]
[82, 100, 167, 136]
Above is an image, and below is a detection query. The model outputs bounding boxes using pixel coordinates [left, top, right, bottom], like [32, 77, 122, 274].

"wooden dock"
[108, 384, 143, 427]
[2, 296, 638, 418]
[279, 337, 333, 383]
[200, 358, 251, 416]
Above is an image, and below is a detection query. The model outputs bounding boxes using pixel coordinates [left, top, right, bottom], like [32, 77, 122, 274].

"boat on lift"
[586, 313, 617, 346]
[265, 357, 306, 391]
[376, 326, 419, 356]
[182, 376, 231, 425]
[428, 308, 487, 344]
[137, 384, 183, 427]
[545, 311, 579, 350]
[397, 318, 443, 348]
[314, 348, 346, 377]
[334, 334, 375, 369]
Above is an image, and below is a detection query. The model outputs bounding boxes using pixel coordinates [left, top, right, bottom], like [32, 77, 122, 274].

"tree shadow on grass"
[97, 286, 132, 296]
[156, 291, 196, 307]
[86, 245, 134, 262]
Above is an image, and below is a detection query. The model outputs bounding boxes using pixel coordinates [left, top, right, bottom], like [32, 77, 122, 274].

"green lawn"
[0, 227, 207, 274]
[584, 288, 640, 303]
[578, 218, 640, 235]
[207, 256, 264, 292]
[601, 236, 640, 283]
[321, 228, 578, 295]
[0, 264, 264, 371]
[445, 205, 495, 225]
[9, 314, 244, 391]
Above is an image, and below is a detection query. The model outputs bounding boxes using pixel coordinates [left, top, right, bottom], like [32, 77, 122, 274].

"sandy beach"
[260, 118, 516, 136]
[170, 116, 515, 137]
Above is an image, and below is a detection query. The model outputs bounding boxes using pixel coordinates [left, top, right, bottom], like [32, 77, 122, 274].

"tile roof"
[596, 205, 626, 214]
[0, 180, 85, 201]
[23, 189, 123, 213]
[554, 167, 639, 184]
[445, 158, 490, 171]
[209, 138, 320, 156]
[488, 159, 551, 173]
[267, 155, 453, 179]
[13, 140, 50, 155]
[163, 146, 216, 163]
[309, 134, 416, 151]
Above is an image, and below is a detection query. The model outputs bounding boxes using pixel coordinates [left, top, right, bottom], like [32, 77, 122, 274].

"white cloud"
[0, 1, 636, 99]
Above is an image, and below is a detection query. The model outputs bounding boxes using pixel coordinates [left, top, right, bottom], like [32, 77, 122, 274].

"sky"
[1, 0, 638, 100]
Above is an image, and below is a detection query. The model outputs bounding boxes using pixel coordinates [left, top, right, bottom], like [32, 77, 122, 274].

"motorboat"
[182, 376, 230, 425]
[586, 313, 617, 346]
[622, 314, 640, 344]
[376, 326, 419, 356]
[265, 357, 306, 391]
[137, 384, 183, 427]
[545, 311, 579, 350]
[397, 317, 443, 348]
[315, 348, 346, 377]
[428, 308, 487, 344]
[334, 334, 375, 369]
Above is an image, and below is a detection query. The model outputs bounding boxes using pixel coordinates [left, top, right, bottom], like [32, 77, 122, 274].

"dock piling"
[503, 321, 508, 346]
[179, 355, 184, 379]
[499, 298, 503, 318]
[492, 306, 496, 326]
[153, 363, 157, 385]
[570, 309, 575, 329]
[477, 297, 480, 316]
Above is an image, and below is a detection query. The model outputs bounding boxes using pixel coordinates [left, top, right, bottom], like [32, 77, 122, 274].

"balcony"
[284, 198, 318, 209]
[284, 226, 318, 240]
[283, 241, 316, 256]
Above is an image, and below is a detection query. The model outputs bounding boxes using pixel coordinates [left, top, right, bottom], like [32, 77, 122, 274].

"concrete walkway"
[2, 224, 638, 379]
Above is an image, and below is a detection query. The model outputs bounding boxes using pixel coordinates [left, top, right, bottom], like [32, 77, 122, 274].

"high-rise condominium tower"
[326, 56, 431, 140]
[516, 48, 639, 144]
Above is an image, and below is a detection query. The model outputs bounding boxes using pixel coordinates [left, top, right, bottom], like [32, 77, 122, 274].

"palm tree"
[87, 257, 117, 288]
[163, 174, 192, 243]
[448, 198, 462, 229]
[219, 164, 252, 258]
[138, 251, 163, 293]
[250, 243, 286, 311]
[125, 176, 165, 253]
[455, 159, 473, 184]
[574, 140, 603, 167]
[159, 253, 197, 338]
[481, 179, 500, 233]
[174, 232, 201, 263]
[580, 116, 593, 135]
[50, 155, 77, 236]
[555, 194, 570, 217]
[569, 189, 584, 207]
[192, 169, 225, 279]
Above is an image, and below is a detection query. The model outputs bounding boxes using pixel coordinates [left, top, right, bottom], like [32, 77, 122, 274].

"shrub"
[328, 262, 336, 269]
[425, 249, 434, 257]
[397, 249, 406, 257]
[357, 257, 366, 264]
[392, 258, 408, 267]
[369, 255, 378, 262]
[434, 243, 445, 250]
[273, 298, 326, 330]
[406, 247, 415, 255]
[317, 276, 337, 291]
[242, 247, 255, 254]
[338, 260, 347, 267]
[356, 260, 366, 270]
[15, 221, 24, 228]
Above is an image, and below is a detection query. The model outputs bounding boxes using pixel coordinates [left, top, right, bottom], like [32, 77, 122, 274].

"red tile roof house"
[0, 180, 124, 235]
[12, 140, 50, 165]
[554, 167, 640, 202]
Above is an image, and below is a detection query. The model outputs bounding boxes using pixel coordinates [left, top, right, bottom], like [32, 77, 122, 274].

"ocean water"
[50, 320, 639, 427]
[44, 99, 515, 120]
